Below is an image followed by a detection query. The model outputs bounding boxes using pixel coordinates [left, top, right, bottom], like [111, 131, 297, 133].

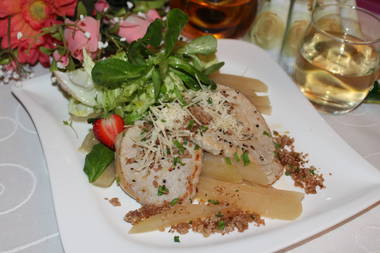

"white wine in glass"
[293, 5, 380, 114]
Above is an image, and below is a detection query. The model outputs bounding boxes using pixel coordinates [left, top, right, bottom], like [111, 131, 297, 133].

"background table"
[0, 68, 379, 253]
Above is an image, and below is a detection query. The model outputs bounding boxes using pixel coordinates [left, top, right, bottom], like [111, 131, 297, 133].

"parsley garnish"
[187, 119, 195, 129]
[199, 125, 208, 133]
[241, 152, 250, 166]
[170, 198, 179, 206]
[157, 185, 169, 196]
[273, 142, 281, 149]
[285, 170, 291, 176]
[224, 157, 232, 165]
[173, 156, 185, 166]
[217, 220, 225, 230]
[173, 140, 185, 154]
[194, 144, 200, 150]
[263, 130, 271, 137]
[208, 199, 220, 205]
[174, 236, 180, 243]
[309, 169, 316, 175]
[233, 152, 240, 162]
[115, 176, 120, 185]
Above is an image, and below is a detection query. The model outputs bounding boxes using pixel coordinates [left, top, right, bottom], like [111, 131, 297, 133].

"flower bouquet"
[0, 0, 168, 84]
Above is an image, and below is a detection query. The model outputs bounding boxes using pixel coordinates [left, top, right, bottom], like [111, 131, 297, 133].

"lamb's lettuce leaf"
[83, 143, 114, 183]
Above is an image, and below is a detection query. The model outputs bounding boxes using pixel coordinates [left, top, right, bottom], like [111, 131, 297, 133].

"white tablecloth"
[0, 69, 379, 253]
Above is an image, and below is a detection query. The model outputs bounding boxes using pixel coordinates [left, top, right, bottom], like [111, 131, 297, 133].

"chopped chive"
[199, 125, 208, 132]
[174, 236, 180, 243]
[241, 152, 250, 166]
[166, 148, 171, 155]
[217, 220, 225, 230]
[233, 152, 240, 162]
[161, 119, 167, 123]
[194, 144, 200, 150]
[187, 119, 195, 129]
[263, 130, 271, 137]
[63, 120, 71, 126]
[173, 140, 185, 154]
[173, 156, 185, 166]
[170, 198, 179, 206]
[285, 170, 291, 176]
[309, 169, 316, 175]
[157, 185, 169, 196]
[208, 199, 220, 205]
[224, 157, 232, 165]
[207, 97, 213, 104]
[273, 142, 281, 149]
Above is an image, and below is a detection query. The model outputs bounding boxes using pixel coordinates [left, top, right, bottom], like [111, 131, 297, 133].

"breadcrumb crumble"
[273, 131, 325, 194]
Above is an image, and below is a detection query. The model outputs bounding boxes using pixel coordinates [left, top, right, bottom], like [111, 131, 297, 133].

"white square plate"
[12, 39, 380, 253]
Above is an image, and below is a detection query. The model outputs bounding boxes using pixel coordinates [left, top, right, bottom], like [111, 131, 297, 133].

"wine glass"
[293, 3, 380, 114]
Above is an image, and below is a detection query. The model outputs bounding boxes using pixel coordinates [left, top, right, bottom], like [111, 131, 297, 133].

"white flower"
[126, 2, 134, 9]
[57, 61, 66, 69]
[120, 37, 126, 42]
[112, 17, 120, 23]
[80, 15, 85, 20]
[97, 41, 109, 49]
[84, 32, 91, 39]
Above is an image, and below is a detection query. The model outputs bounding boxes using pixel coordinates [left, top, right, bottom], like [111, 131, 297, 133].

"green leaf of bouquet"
[177, 35, 217, 55]
[76, 1, 88, 18]
[0, 57, 10, 65]
[92, 58, 147, 89]
[164, 9, 188, 56]
[80, 0, 97, 15]
[83, 143, 114, 183]
[39, 46, 52, 55]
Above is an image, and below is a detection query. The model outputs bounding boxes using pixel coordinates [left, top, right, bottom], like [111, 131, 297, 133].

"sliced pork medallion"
[115, 103, 203, 206]
[185, 85, 283, 185]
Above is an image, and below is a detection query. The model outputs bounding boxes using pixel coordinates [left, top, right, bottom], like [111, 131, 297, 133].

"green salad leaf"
[83, 143, 114, 183]
[165, 8, 188, 56]
[63, 8, 224, 124]
[177, 35, 217, 55]
[92, 59, 148, 89]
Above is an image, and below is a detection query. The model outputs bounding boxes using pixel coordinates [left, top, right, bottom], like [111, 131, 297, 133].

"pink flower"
[53, 50, 69, 69]
[0, 0, 77, 66]
[118, 9, 160, 43]
[64, 16, 100, 61]
[95, 0, 109, 13]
